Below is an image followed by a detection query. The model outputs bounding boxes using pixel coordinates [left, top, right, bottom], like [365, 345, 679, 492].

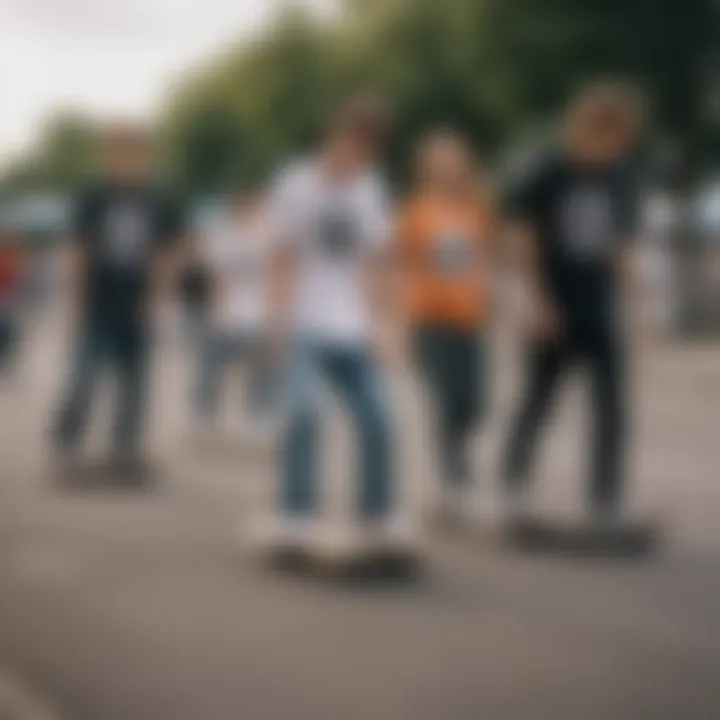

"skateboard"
[250, 526, 423, 582]
[504, 514, 662, 559]
[310, 543, 423, 582]
[54, 457, 159, 491]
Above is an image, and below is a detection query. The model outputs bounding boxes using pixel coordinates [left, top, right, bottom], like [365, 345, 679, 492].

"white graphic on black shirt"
[103, 203, 151, 265]
[560, 187, 613, 258]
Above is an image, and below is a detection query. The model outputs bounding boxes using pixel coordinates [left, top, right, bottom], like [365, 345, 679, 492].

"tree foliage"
[1, 112, 99, 193]
[3, 0, 717, 194]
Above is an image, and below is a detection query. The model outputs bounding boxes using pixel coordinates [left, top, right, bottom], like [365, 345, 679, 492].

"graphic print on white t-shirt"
[103, 202, 151, 265]
[269, 159, 391, 343]
[316, 209, 360, 259]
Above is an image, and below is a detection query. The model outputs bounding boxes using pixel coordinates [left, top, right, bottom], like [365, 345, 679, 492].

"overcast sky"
[0, 0, 336, 166]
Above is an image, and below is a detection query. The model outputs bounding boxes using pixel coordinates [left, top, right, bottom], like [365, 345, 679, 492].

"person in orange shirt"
[397, 129, 495, 518]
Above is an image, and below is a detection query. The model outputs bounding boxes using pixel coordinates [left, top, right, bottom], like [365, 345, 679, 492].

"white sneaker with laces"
[501, 483, 533, 523]
[361, 515, 420, 556]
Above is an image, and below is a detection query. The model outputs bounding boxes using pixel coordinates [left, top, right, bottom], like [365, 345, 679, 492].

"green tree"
[161, 6, 335, 193]
[1, 112, 99, 193]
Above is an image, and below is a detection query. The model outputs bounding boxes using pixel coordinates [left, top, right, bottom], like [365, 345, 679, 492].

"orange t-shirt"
[397, 195, 493, 328]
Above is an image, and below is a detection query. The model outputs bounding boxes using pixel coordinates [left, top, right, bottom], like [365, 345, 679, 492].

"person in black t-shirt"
[502, 81, 644, 523]
[53, 124, 184, 468]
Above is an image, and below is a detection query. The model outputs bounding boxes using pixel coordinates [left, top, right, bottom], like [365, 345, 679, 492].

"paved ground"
[1, 313, 719, 720]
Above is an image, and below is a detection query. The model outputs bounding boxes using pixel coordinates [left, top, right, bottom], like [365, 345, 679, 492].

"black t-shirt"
[508, 152, 638, 327]
[75, 182, 184, 326]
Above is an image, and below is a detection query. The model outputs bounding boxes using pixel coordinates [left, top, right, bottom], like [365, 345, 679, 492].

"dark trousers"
[414, 324, 486, 486]
[503, 323, 626, 509]
[54, 320, 149, 456]
[0, 313, 17, 373]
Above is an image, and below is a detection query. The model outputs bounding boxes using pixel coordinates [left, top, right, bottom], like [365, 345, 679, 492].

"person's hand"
[630, 302, 663, 356]
[530, 297, 563, 344]
[372, 323, 407, 369]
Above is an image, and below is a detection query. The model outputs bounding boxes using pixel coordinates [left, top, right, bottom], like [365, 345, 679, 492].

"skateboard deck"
[504, 514, 662, 558]
[253, 533, 423, 582]
[310, 545, 423, 582]
[55, 458, 159, 491]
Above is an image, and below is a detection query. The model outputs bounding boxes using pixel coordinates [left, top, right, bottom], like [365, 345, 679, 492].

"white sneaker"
[313, 524, 365, 565]
[501, 484, 533, 523]
[246, 514, 319, 555]
[360, 515, 420, 556]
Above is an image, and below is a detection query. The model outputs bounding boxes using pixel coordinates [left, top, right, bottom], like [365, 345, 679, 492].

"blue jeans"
[281, 342, 393, 520]
[54, 320, 149, 455]
[194, 328, 275, 422]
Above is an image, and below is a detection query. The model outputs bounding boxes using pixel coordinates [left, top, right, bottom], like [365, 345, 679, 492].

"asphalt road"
[1, 315, 719, 720]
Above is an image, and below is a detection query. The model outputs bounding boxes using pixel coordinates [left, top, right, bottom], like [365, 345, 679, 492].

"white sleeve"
[362, 176, 393, 252]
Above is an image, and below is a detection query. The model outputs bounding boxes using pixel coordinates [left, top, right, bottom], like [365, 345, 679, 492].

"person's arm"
[516, 220, 562, 341]
[266, 244, 298, 359]
[64, 189, 94, 329]
[365, 245, 404, 366]
[504, 162, 562, 342]
[476, 179, 501, 315]
[614, 170, 643, 341]
[363, 182, 403, 366]
[151, 195, 188, 314]
[65, 243, 88, 322]
[614, 243, 635, 297]
[153, 243, 185, 309]
[387, 202, 419, 360]
[206, 240, 224, 322]
[615, 169, 640, 290]
[264, 173, 300, 364]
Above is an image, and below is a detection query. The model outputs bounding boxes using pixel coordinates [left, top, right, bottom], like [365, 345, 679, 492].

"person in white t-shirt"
[261, 93, 408, 553]
[193, 188, 274, 431]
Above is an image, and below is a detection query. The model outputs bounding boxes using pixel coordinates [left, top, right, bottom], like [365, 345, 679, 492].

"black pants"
[503, 323, 626, 509]
[54, 320, 149, 456]
[0, 314, 16, 372]
[414, 324, 486, 486]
